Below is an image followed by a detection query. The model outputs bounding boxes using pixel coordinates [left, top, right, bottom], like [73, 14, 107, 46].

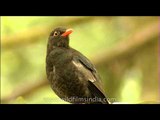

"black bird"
[46, 27, 109, 104]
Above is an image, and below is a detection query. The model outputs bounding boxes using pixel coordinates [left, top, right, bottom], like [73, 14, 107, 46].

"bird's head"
[48, 27, 73, 50]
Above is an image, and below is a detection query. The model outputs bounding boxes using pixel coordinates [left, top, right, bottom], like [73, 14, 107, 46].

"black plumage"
[46, 27, 109, 104]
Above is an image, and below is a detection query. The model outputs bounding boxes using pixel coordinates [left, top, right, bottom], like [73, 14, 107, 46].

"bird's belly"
[50, 64, 91, 103]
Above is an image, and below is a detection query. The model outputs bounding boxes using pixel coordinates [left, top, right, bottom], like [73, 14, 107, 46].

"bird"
[46, 27, 109, 104]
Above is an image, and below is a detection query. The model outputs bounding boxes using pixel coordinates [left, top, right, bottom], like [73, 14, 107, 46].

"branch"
[1, 79, 49, 103]
[2, 17, 95, 49]
[1, 21, 159, 103]
[92, 21, 159, 65]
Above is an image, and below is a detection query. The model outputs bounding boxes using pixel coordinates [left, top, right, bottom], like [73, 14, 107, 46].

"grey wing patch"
[72, 60, 96, 82]
[72, 55, 108, 103]
[73, 55, 97, 72]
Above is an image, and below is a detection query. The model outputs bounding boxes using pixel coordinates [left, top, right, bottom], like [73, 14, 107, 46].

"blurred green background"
[1, 16, 159, 104]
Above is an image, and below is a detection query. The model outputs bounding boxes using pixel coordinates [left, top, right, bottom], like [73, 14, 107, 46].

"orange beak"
[61, 28, 73, 37]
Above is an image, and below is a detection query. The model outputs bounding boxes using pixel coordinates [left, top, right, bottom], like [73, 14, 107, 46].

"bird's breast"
[46, 49, 92, 101]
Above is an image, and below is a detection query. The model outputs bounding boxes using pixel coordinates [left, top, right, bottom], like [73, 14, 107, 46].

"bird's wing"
[72, 53, 109, 104]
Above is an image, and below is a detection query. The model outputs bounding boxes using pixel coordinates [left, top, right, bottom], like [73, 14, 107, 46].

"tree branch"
[2, 17, 95, 49]
[92, 21, 159, 65]
[1, 79, 49, 103]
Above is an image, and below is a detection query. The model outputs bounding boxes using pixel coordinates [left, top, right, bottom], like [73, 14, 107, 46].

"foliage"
[1, 16, 158, 104]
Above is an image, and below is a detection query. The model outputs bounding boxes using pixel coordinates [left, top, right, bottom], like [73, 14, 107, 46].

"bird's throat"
[56, 39, 69, 48]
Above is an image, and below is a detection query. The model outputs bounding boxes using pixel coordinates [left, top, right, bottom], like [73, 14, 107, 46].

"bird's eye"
[53, 31, 59, 36]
